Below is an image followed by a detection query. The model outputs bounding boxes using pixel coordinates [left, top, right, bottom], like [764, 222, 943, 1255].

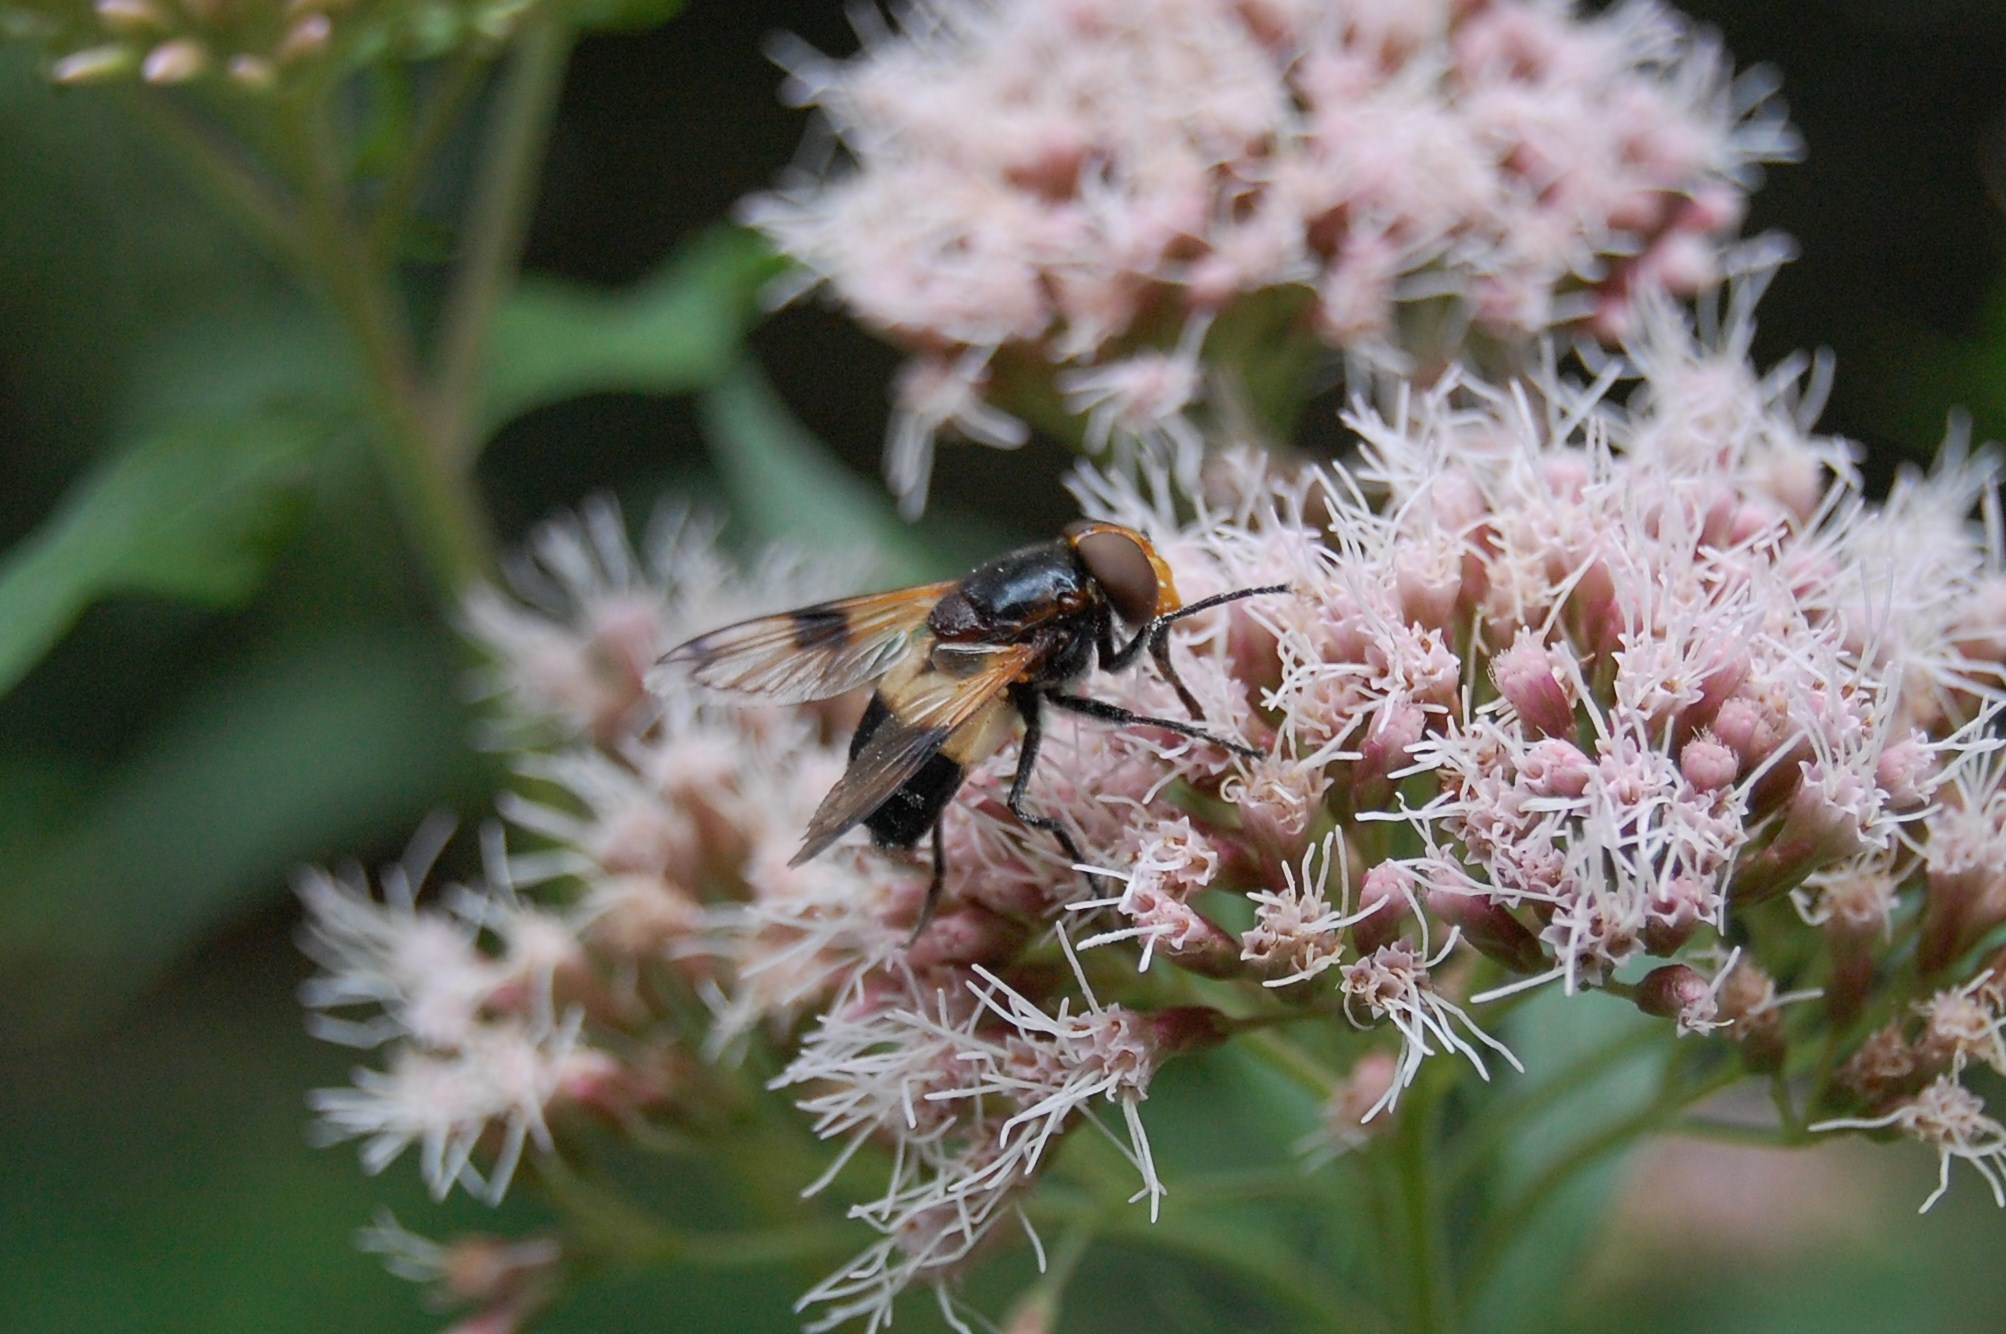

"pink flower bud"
[1679, 733, 1740, 792]
[1635, 964, 1717, 1033]
[1425, 888, 1545, 974]
[1352, 863, 1413, 955]
[1518, 737, 1594, 798]
[1492, 630, 1575, 737]
[1875, 732, 1936, 811]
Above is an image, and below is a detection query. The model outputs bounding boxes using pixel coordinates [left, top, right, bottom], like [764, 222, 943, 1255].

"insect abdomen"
[851, 693, 967, 850]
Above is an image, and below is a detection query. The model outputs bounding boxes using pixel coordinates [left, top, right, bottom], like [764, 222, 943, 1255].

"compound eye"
[1069, 523, 1160, 625]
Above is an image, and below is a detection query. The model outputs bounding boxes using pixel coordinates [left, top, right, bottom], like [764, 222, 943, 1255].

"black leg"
[1043, 689, 1262, 758]
[1103, 582, 1289, 671]
[1147, 628, 1205, 720]
[1008, 687, 1093, 880]
[906, 820, 947, 946]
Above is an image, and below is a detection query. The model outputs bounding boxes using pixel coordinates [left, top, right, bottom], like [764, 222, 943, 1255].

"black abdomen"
[851, 693, 966, 849]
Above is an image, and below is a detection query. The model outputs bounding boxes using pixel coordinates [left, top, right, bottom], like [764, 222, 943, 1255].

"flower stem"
[129, 91, 305, 271]
[428, 15, 573, 465]
[287, 94, 495, 596]
[1392, 1064, 1453, 1334]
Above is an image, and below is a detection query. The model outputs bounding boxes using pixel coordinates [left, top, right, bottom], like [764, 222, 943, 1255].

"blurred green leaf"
[117, 298, 360, 438]
[1473, 993, 1666, 1333]
[700, 360, 1019, 580]
[480, 224, 781, 437]
[0, 412, 330, 699]
[698, 360, 940, 578]
[0, 623, 490, 1036]
[0, 53, 294, 471]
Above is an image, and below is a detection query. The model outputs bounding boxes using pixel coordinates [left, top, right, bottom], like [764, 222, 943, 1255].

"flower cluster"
[746, 0, 1800, 513]
[5, 0, 537, 89]
[301, 283, 2006, 1329]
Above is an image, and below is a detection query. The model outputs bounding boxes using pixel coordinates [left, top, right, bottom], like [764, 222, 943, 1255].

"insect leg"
[1147, 632, 1205, 720]
[1008, 687, 1093, 880]
[906, 820, 947, 946]
[1043, 689, 1263, 759]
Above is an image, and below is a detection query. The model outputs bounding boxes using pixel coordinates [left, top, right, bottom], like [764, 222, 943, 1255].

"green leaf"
[479, 224, 782, 437]
[699, 361, 1018, 580]
[0, 623, 490, 1036]
[0, 412, 330, 698]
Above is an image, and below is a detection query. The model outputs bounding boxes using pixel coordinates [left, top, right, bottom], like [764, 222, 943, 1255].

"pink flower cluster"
[746, 0, 1799, 512]
[303, 297, 2006, 1328]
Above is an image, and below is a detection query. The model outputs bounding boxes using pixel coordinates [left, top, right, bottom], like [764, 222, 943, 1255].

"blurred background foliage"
[4, 0, 2006, 1330]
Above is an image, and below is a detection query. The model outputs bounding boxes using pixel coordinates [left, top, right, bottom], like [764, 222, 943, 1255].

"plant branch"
[129, 91, 306, 272]
[287, 95, 493, 595]
[367, 47, 490, 261]
[427, 15, 573, 466]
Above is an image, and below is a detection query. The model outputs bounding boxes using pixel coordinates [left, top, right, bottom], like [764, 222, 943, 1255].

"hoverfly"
[659, 521, 1287, 937]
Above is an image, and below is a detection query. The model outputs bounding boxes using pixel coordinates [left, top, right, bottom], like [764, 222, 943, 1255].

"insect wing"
[656, 582, 955, 704]
[791, 641, 1035, 864]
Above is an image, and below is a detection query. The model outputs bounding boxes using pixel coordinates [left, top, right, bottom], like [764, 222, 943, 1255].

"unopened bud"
[1919, 861, 2006, 975]
[1716, 960, 1786, 1071]
[1492, 630, 1575, 738]
[1634, 963, 1717, 1034]
[1148, 1005, 1232, 1056]
[1833, 1022, 1918, 1104]
[1425, 888, 1545, 974]
[51, 43, 135, 83]
[140, 37, 207, 83]
[1679, 732, 1740, 792]
[93, 0, 164, 32]
[1351, 863, 1412, 955]
[1321, 1049, 1401, 1152]
[906, 902, 1031, 972]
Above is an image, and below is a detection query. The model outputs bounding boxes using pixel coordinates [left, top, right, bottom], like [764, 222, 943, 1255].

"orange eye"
[1066, 521, 1177, 624]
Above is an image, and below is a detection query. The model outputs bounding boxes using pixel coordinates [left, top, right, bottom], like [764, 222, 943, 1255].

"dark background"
[5, 1, 2006, 1330]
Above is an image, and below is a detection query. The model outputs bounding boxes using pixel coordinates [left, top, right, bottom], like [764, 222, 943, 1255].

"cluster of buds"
[5, 0, 538, 89]
[302, 286, 2006, 1329]
[745, 0, 1800, 513]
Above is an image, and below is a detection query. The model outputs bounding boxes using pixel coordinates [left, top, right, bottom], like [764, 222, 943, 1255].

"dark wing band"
[790, 641, 1034, 864]
[653, 582, 955, 704]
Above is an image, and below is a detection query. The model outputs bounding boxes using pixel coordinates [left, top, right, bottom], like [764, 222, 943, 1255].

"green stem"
[427, 16, 573, 465]
[287, 96, 494, 596]
[367, 48, 490, 261]
[129, 91, 306, 271]
[1393, 1067, 1453, 1334]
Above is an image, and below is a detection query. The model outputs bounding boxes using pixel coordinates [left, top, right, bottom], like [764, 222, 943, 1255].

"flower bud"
[1319, 1050, 1401, 1154]
[1424, 887, 1545, 974]
[1833, 1023, 1919, 1104]
[1679, 732, 1740, 793]
[1716, 960, 1786, 1071]
[1492, 629, 1576, 738]
[1351, 863, 1412, 955]
[140, 37, 206, 83]
[51, 43, 135, 83]
[1148, 1005, 1233, 1056]
[1634, 963, 1717, 1034]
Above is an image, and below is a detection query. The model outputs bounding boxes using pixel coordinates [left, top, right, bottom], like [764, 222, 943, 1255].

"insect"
[659, 522, 1287, 937]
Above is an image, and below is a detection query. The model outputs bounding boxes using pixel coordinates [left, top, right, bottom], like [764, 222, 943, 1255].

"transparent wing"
[655, 582, 955, 704]
[791, 641, 1035, 864]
